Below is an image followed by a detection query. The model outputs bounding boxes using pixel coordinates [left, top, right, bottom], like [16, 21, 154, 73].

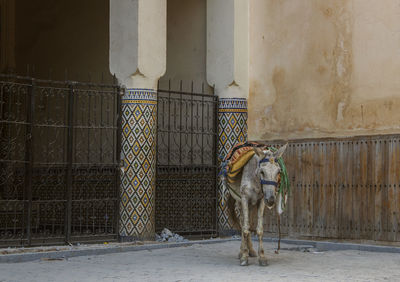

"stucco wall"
[249, 0, 400, 140]
[159, 0, 211, 93]
[15, 0, 111, 81]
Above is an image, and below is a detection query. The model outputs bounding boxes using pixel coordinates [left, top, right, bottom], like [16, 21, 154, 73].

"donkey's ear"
[254, 147, 265, 158]
[273, 143, 288, 159]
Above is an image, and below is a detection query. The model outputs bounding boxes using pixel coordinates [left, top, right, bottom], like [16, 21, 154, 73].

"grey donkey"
[226, 144, 288, 266]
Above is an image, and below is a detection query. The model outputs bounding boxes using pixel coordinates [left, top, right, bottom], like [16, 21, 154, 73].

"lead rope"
[275, 176, 282, 254]
[275, 214, 281, 254]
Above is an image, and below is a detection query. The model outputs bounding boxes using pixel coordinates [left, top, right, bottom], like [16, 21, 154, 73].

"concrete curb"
[2, 237, 400, 263]
[262, 237, 400, 254]
[0, 238, 236, 264]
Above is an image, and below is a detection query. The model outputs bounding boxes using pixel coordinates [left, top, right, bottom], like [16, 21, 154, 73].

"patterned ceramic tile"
[217, 98, 248, 231]
[120, 89, 156, 239]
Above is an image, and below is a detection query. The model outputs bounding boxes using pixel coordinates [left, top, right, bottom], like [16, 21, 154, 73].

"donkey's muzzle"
[265, 196, 275, 207]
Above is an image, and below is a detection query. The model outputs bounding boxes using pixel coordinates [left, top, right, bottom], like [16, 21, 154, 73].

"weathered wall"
[15, 0, 111, 81]
[249, 0, 400, 140]
[159, 0, 211, 93]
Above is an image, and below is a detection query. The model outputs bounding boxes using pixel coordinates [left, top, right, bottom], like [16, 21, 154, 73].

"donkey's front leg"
[240, 196, 250, 266]
[257, 199, 268, 266]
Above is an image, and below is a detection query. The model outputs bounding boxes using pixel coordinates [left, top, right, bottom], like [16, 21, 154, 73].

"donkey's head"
[254, 144, 288, 208]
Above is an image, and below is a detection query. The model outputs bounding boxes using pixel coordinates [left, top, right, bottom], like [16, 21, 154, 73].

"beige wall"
[15, 0, 111, 81]
[249, 0, 400, 140]
[159, 0, 211, 93]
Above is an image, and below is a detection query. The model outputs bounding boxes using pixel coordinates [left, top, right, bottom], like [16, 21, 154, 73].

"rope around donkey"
[268, 146, 290, 205]
[268, 146, 290, 254]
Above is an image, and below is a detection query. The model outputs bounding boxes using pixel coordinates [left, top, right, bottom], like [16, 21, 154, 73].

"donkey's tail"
[227, 193, 241, 231]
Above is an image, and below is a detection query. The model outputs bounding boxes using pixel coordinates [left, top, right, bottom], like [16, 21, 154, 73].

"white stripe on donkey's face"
[254, 144, 287, 209]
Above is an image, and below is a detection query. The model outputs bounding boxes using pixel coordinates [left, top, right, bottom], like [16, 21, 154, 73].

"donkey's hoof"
[240, 257, 249, 266]
[249, 249, 257, 257]
[258, 257, 268, 266]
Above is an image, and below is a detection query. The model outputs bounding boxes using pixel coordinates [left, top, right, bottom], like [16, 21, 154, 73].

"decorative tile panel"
[217, 98, 248, 232]
[120, 88, 156, 239]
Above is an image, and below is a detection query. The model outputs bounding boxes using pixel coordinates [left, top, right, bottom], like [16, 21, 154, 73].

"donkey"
[226, 144, 288, 266]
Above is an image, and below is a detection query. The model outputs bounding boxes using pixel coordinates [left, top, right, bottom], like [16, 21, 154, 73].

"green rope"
[268, 147, 291, 207]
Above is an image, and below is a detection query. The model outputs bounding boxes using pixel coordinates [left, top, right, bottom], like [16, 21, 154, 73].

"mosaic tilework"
[120, 89, 157, 239]
[217, 98, 248, 232]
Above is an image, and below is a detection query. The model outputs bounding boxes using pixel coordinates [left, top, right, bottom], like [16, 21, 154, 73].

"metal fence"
[0, 74, 122, 247]
[263, 135, 400, 242]
[155, 82, 218, 236]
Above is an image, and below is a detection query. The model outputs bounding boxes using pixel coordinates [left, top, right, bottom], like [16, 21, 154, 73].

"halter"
[261, 179, 279, 186]
[258, 157, 280, 187]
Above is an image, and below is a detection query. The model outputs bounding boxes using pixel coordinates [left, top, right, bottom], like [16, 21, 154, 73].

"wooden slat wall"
[262, 135, 400, 242]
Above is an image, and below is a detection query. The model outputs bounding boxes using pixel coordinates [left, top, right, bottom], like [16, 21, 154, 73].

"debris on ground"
[41, 257, 65, 261]
[156, 228, 189, 243]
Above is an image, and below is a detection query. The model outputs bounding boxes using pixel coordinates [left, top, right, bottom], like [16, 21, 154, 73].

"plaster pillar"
[207, 0, 249, 233]
[110, 0, 166, 240]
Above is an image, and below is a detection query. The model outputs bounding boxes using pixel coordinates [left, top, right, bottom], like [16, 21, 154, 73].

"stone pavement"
[0, 241, 399, 282]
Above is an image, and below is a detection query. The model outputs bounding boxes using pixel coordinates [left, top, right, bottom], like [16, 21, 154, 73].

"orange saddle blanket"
[221, 142, 266, 184]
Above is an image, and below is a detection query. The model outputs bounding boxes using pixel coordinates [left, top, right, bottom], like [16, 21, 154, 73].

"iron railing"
[155, 81, 218, 236]
[0, 73, 123, 247]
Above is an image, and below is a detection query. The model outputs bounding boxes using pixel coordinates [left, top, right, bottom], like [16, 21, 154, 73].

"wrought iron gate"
[0, 74, 122, 247]
[156, 85, 218, 236]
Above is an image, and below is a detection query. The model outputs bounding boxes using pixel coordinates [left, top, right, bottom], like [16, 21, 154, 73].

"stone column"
[120, 89, 157, 239]
[110, 0, 166, 240]
[207, 0, 249, 233]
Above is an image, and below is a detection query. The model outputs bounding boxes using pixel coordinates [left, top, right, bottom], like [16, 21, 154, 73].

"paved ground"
[1, 241, 399, 282]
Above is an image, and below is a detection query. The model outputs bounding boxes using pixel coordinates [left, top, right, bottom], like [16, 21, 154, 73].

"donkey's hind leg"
[239, 232, 249, 266]
[257, 199, 268, 266]
[237, 231, 256, 258]
[238, 202, 243, 259]
[239, 197, 250, 266]
[247, 235, 257, 257]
